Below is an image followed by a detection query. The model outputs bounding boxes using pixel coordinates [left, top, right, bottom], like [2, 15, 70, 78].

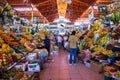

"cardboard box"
[90, 61, 103, 73]
[28, 63, 40, 72]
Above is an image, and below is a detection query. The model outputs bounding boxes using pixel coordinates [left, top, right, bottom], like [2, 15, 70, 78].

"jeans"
[70, 48, 77, 64]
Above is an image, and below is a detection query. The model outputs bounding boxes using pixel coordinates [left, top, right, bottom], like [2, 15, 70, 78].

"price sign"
[88, 10, 94, 21]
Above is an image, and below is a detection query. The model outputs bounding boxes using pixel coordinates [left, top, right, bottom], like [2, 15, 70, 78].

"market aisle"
[39, 50, 104, 80]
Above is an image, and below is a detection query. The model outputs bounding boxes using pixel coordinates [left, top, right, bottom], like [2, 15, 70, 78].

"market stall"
[0, 2, 55, 79]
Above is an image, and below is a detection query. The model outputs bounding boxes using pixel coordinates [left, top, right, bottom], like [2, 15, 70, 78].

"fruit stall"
[76, 4, 120, 80]
[0, 2, 53, 79]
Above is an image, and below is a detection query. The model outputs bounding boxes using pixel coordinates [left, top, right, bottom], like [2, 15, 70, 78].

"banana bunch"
[2, 43, 12, 53]
[115, 71, 120, 78]
[13, 53, 21, 60]
[92, 46, 106, 56]
[4, 3, 12, 11]
[0, 39, 4, 44]
[100, 47, 106, 52]
[7, 10, 14, 17]
[92, 51, 101, 56]
[100, 34, 108, 44]
[76, 33, 82, 38]
[104, 72, 112, 77]
[22, 33, 33, 40]
[39, 32, 45, 39]
[90, 20, 102, 33]
[0, 6, 4, 14]
[27, 34, 33, 40]
[93, 45, 101, 51]
[103, 50, 113, 56]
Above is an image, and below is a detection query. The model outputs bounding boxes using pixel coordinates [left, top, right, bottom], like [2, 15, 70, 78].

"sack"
[78, 53, 85, 60]
[64, 41, 69, 48]
[90, 62, 103, 73]
[66, 44, 70, 51]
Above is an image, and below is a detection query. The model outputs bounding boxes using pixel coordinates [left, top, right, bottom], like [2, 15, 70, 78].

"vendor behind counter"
[106, 44, 120, 52]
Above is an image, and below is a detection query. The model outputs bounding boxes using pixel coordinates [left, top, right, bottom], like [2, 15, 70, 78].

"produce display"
[110, 12, 120, 26]
[0, 2, 46, 79]
[114, 71, 120, 79]
[73, 4, 120, 79]
[104, 72, 112, 77]
[0, 30, 19, 46]
[115, 61, 120, 66]
[104, 66, 117, 72]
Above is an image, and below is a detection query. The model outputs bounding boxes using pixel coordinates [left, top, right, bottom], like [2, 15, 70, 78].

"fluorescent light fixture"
[14, 7, 38, 11]
[67, 0, 72, 4]
[60, 0, 72, 4]
[74, 22, 80, 25]
[54, 17, 70, 22]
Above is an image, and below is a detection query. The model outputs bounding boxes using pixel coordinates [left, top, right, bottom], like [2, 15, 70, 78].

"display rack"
[7, 57, 25, 70]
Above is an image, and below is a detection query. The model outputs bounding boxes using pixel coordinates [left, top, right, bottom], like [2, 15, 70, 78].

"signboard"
[98, 6, 107, 14]
[28, 63, 40, 72]
[57, 23, 65, 35]
[33, 17, 38, 23]
[57, 0, 67, 17]
[88, 9, 94, 21]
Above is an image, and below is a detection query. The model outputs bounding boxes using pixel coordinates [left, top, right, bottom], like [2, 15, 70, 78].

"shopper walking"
[68, 31, 78, 65]
[57, 35, 63, 49]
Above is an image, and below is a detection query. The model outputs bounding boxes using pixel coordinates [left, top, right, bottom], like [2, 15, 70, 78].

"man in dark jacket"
[44, 36, 50, 56]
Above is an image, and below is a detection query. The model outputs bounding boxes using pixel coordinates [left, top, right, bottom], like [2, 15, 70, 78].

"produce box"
[90, 61, 103, 73]
[28, 63, 40, 72]
[13, 71, 35, 80]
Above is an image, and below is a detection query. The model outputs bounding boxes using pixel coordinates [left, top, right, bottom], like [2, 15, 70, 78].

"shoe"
[74, 63, 77, 65]
[69, 64, 72, 66]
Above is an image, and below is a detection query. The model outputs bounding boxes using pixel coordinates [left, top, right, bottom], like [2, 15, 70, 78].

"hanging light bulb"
[67, 0, 72, 4]
[61, 0, 65, 3]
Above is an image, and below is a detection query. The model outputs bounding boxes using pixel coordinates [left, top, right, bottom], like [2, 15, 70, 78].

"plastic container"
[85, 62, 91, 68]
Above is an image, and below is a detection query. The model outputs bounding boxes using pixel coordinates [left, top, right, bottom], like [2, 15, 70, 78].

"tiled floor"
[39, 50, 104, 80]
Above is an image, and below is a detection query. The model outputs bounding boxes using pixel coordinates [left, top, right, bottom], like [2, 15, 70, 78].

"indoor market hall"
[0, 0, 119, 80]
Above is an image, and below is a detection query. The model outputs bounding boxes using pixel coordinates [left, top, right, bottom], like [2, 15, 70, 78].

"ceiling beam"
[11, 5, 31, 8]
[74, 0, 90, 7]
[32, 0, 50, 6]
[7, 0, 24, 4]
[38, 7, 57, 11]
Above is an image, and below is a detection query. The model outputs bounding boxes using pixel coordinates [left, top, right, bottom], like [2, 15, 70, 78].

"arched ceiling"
[31, 0, 58, 22]
[66, 0, 97, 22]
[1, 0, 112, 23]
[81, 0, 112, 19]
